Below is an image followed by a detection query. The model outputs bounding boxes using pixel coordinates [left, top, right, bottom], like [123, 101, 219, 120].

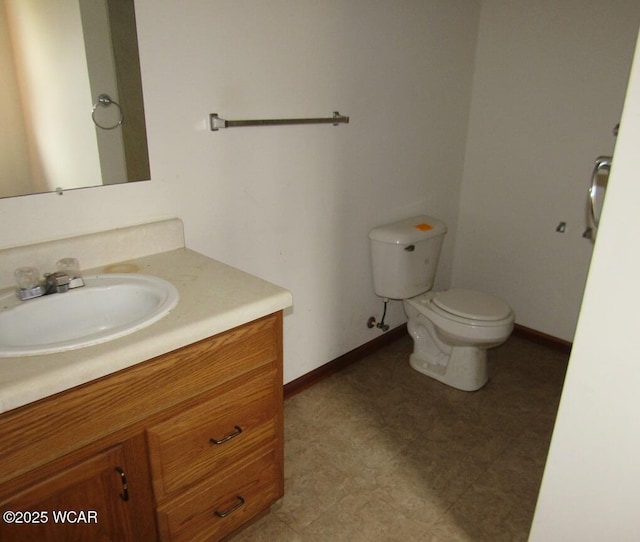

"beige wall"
[3, 0, 102, 192]
[453, 0, 640, 340]
[0, 0, 32, 194]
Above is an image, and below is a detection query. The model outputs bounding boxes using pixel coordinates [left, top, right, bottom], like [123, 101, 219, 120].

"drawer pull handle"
[115, 467, 129, 501]
[210, 425, 243, 445]
[214, 495, 245, 518]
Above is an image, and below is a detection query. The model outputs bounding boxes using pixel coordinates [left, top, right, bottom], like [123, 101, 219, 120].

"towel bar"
[210, 111, 349, 131]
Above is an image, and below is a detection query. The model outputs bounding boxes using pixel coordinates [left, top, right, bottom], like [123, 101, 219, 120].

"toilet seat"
[432, 289, 511, 322]
[413, 289, 513, 327]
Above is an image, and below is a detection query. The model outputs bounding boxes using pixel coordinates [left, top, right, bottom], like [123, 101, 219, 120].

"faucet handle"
[14, 267, 45, 300]
[56, 258, 84, 289]
[15, 266, 40, 290]
[57, 258, 80, 276]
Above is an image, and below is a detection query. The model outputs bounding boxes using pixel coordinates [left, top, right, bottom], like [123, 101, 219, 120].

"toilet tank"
[368, 215, 447, 299]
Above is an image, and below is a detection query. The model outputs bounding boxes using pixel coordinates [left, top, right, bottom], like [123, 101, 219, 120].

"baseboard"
[512, 324, 572, 353]
[283, 324, 408, 399]
[283, 322, 570, 399]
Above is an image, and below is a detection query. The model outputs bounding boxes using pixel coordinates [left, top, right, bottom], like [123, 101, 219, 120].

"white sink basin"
[0, 274, 179, 357]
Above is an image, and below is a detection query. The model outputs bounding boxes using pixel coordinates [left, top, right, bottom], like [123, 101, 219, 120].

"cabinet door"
[0, 444, 148, 542]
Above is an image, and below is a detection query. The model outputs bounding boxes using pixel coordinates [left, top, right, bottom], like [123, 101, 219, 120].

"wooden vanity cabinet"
[0, 312, 284, 542]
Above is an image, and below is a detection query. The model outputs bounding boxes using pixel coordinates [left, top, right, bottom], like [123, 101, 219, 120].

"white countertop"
[0, 248, 293, 414]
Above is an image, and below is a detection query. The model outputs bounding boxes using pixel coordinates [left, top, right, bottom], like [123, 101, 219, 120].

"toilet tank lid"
[368, 215, 447, 244]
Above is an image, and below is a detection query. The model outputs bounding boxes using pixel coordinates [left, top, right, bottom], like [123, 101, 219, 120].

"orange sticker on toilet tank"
[415, 223, 433, 231]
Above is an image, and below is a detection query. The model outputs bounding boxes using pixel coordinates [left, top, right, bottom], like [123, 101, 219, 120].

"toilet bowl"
[403, 289, 514, 391]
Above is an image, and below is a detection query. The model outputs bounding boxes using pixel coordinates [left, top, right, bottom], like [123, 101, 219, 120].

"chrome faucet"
[14, 260, 84, 301]
[44, 271, 72, 294]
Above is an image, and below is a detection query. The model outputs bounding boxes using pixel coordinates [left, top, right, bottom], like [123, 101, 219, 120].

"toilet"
[369, 215, 514, 391]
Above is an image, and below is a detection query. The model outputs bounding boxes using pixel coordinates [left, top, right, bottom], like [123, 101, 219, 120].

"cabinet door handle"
[115, 467, 129, 501]
[210, 425, 243, 445]
[214, 496, 245, 518]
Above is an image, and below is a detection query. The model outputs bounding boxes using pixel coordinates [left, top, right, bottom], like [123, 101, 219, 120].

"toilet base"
[409, 346, 488, 392]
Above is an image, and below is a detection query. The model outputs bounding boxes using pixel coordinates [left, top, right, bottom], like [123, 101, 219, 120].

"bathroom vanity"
[0, 220, 293, 541]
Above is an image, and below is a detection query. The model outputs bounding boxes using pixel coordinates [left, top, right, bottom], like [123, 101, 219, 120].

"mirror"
[0, 0, 149, 199]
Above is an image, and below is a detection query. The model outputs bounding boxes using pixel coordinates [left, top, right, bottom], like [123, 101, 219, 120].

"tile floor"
[233, 331, 569, 541]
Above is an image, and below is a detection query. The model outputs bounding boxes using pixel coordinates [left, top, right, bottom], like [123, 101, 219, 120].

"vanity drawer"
[156, 449, 281, 542]
[148, 367, 278, 499]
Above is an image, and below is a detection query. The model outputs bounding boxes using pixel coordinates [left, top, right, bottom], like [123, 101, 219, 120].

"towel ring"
[92, 94, 124, 130]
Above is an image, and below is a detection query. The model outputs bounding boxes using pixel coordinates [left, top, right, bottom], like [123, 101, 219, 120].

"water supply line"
[367, 299, 390, 332]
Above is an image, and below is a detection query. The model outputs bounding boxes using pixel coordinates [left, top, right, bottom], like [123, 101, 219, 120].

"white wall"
[0, 1, 480, 384]
[453, 0, 640, 341]
[2, 1, 635, 388]
[530, 31, 640, 541]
